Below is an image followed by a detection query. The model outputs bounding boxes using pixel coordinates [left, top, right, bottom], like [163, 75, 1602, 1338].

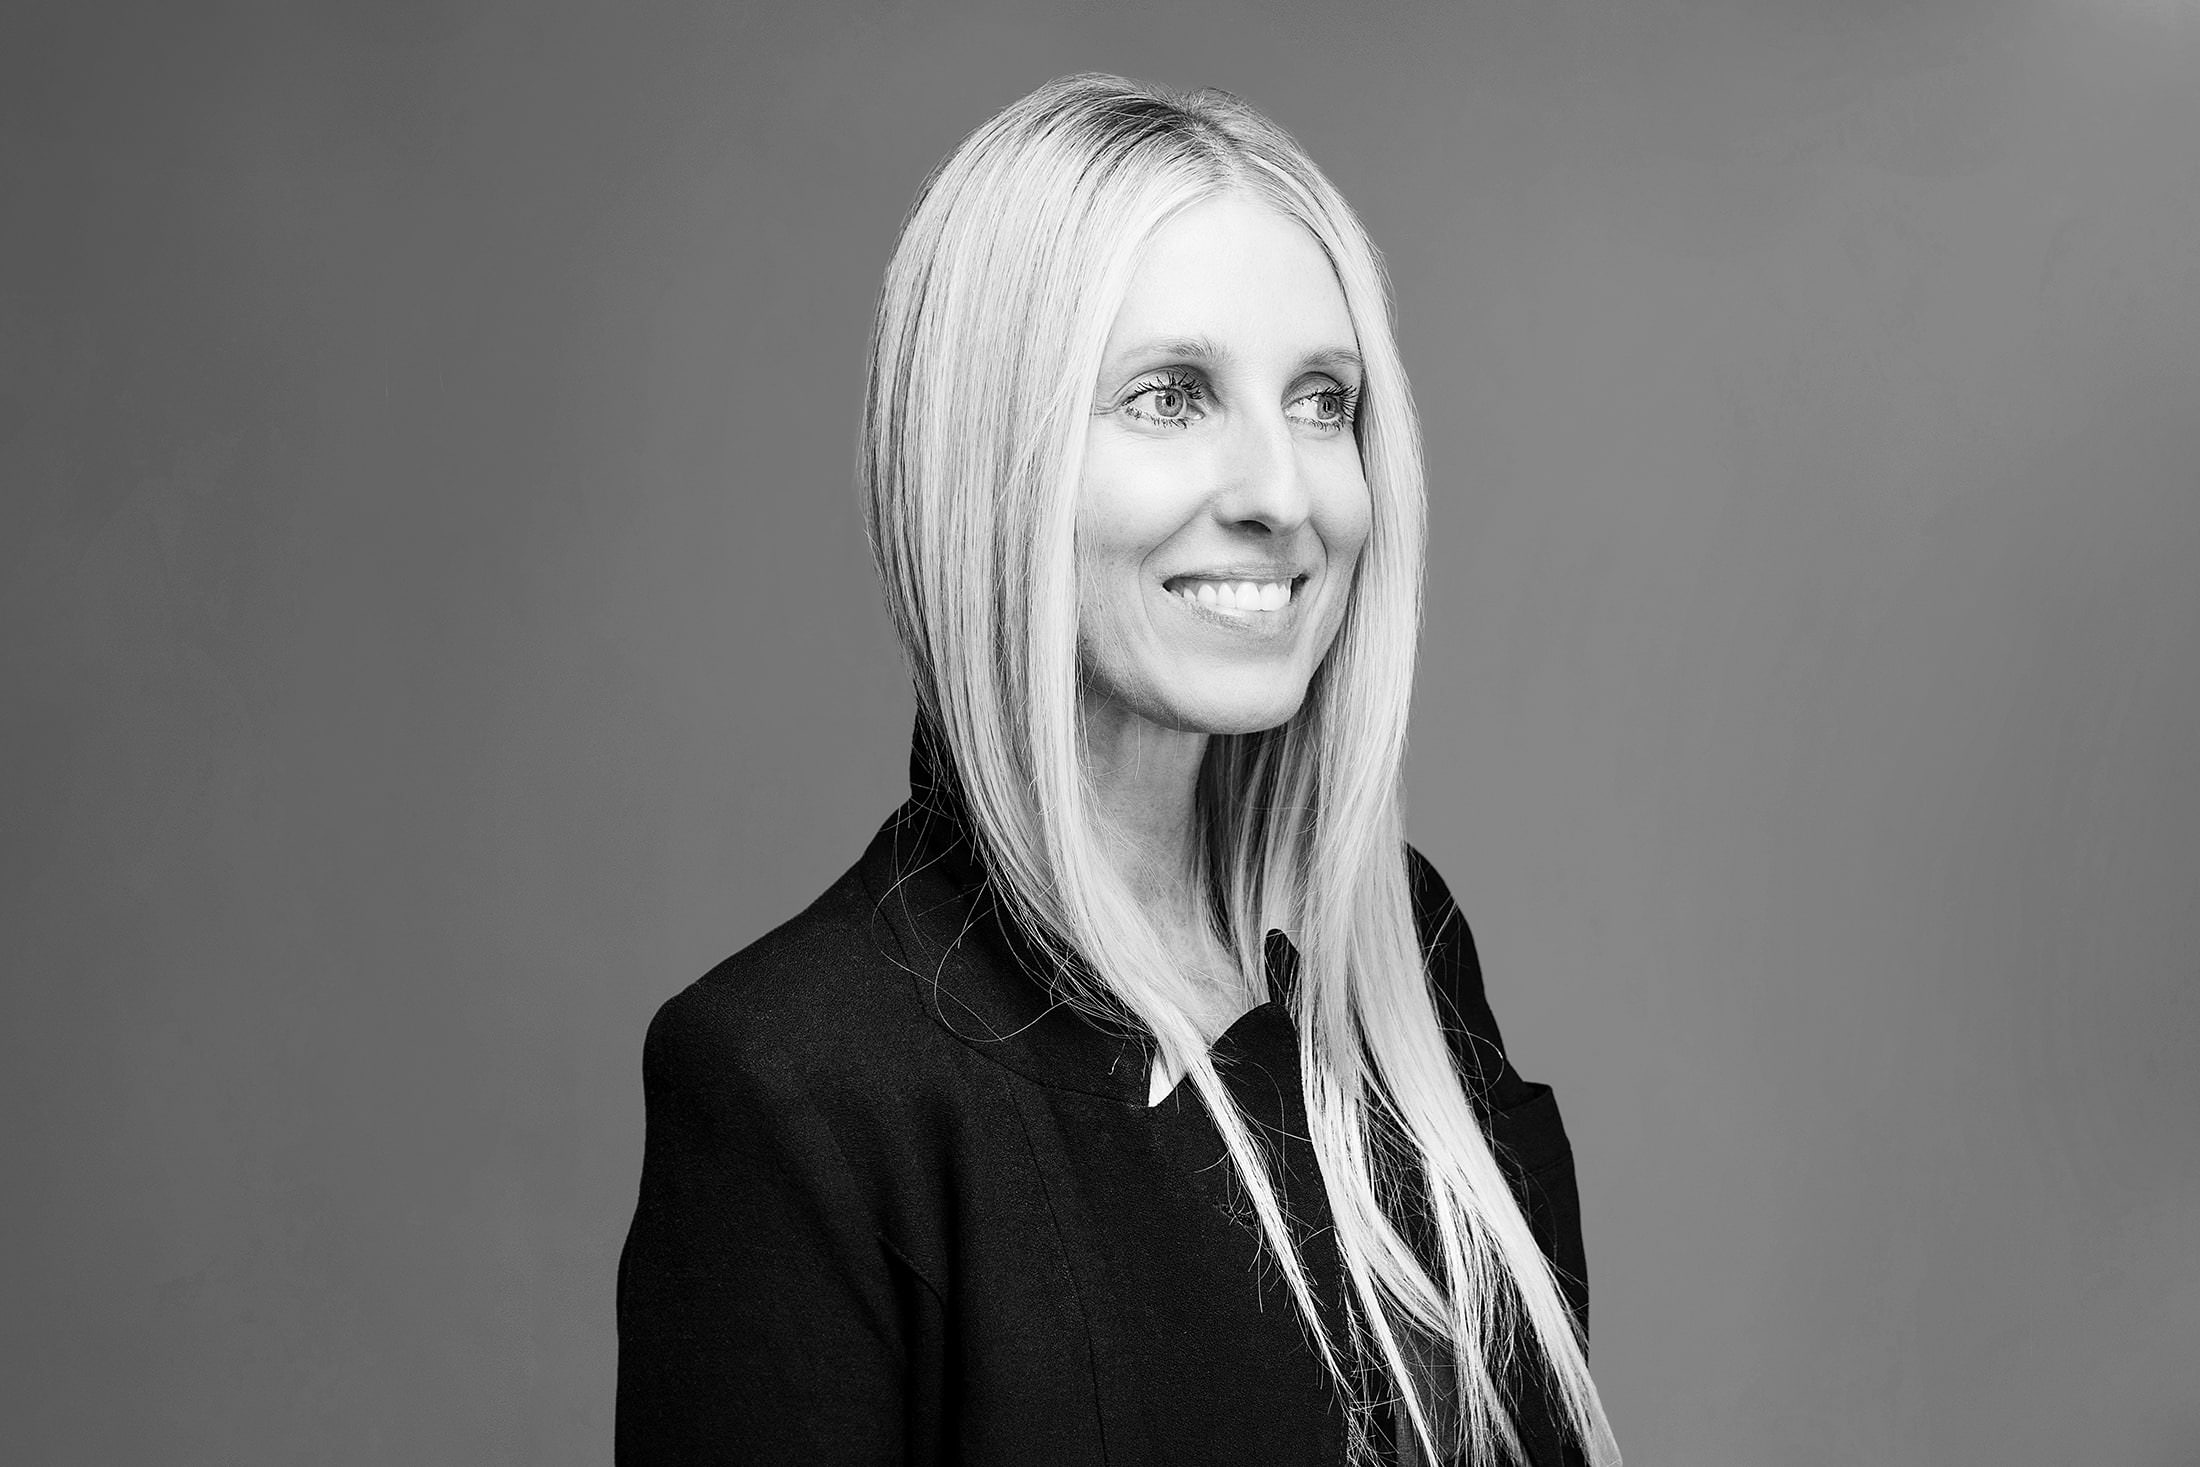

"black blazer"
[616, 730, 1590, 1465]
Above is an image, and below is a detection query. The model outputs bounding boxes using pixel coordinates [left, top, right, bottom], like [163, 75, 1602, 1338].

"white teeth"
[1173, 578, 1297, 613]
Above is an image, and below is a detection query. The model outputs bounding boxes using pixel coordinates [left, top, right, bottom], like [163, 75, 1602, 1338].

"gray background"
[5, 1, 2196, 1463]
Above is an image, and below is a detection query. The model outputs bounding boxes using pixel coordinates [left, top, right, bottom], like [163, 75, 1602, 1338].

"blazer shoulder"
[1404, 843, 1493, 1021]
[1405, 843, 1477, 978]
[642, 860, 935, 1108]
[1404, 844, 1579, 1198]
[1404, 844, 1532, 1104]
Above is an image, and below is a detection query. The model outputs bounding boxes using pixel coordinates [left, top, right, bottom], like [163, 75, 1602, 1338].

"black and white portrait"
[7, 4, 2196, 1464]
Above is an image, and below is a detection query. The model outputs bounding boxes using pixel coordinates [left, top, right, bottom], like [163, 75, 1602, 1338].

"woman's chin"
[1079, 659, 1319, 741]
[1160, 682, 1312, 737]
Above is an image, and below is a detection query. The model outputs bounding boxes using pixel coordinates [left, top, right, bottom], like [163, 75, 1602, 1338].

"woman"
[617, 74, 1620, 1467]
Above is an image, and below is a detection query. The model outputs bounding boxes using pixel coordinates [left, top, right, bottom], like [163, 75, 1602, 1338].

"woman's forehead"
[1099, 197, 1355, 374]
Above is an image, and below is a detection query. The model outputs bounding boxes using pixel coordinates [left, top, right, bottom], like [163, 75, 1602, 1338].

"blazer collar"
[858, 718, 1300, 1105]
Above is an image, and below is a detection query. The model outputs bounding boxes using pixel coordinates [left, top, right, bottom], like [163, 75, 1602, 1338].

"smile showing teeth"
[1168, 578, 1297, 613]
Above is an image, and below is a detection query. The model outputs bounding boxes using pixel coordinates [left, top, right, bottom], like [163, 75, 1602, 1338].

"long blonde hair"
[861, 74, 1618, 1467]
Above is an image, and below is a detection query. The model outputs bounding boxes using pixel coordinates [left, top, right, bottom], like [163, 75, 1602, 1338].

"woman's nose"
[1211, 408, 1311, 535]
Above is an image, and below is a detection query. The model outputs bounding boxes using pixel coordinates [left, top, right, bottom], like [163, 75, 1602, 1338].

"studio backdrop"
[5, 2, 2196, 1463]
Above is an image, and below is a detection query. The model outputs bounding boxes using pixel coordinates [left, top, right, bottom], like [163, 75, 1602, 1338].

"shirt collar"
[859, 718, 1300, 1104]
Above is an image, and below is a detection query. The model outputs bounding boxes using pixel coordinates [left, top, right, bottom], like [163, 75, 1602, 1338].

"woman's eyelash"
[1118, 370, 1208, 425]
[1295, 383, 1362, 426]
[1114, 374, 1360, 428]
[1122, 369, 1204, 402]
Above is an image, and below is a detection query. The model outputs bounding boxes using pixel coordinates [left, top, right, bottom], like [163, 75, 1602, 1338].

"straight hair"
[861, 73, 1619, 1467]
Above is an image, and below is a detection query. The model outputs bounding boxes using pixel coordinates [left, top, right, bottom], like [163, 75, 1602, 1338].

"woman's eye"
[1123, 378, 1205, 427]
[1147, 386, 1192, 419]
[1290, 386, 1356, 429]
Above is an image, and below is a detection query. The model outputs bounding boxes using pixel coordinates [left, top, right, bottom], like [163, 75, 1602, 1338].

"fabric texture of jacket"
[616, 726, 1591, 1465]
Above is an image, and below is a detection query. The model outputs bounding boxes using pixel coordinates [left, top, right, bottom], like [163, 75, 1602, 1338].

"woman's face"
[1076, 194, 1373, 742]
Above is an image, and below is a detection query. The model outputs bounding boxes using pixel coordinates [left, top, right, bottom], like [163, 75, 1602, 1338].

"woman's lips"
[1161, 574, 1307, 614]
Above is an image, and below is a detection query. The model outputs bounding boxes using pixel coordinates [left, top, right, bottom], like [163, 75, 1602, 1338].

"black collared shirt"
[616, 730, 1589, 1465]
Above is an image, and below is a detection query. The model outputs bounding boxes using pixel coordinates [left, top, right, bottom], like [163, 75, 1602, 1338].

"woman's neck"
[1078, 702, 1211, 943]
[1080, 703, 1259, 1097]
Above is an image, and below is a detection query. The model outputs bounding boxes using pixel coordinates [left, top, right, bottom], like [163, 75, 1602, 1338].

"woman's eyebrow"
[1104, 337, 1364, 378]
[1108, 334, 1227, 371]
[1300, 346, 1363, 379]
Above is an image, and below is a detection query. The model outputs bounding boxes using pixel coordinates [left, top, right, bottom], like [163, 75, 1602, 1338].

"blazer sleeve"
[616, 981, 904, 1465]
[1408, 848, 1594, 1466]
[1406, 846, 1590, 1343]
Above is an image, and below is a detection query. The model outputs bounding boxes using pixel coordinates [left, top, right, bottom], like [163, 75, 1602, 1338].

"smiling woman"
[616, 74, 1619, 1467]
[1078, 196, 1372, 745]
